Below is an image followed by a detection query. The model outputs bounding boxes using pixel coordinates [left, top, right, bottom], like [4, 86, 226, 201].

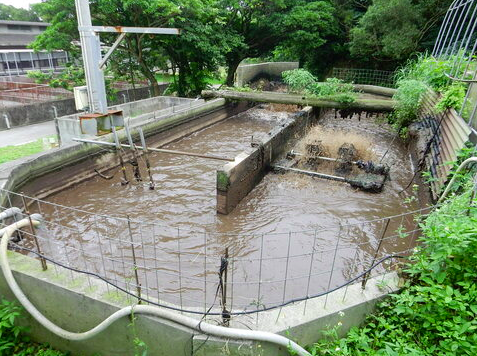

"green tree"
[217, 0, 287, 85]
[349, 0, 453, 65]
[219, 0, 339, 84]
[276, 0, 339, 75]
[0, 3, 39, 22]
[31, 0, 236, 97]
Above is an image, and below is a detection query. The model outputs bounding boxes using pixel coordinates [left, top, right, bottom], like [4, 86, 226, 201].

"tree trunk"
[201, 89, 395, 111]
[137, 59, 161, 96]
[225, 59, 242, 87]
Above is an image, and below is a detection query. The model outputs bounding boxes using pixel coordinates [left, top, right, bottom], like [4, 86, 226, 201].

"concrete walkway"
[0, 121, 56, 148]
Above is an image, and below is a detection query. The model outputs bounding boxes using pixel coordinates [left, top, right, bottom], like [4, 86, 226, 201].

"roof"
[0, 20, 50, 27]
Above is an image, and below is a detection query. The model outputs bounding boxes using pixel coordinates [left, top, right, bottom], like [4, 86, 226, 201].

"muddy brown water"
[20, 106, 426, 312]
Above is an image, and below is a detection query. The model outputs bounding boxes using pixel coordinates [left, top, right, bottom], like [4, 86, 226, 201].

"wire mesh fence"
[331, 68, 396, 88]
[0, 188, 433, 317]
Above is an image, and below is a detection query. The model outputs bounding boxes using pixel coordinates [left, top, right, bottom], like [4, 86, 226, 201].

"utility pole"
[74, 0, 179, 114]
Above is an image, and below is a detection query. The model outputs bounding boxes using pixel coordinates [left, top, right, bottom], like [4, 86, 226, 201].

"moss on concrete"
[216, 171, 230, 191]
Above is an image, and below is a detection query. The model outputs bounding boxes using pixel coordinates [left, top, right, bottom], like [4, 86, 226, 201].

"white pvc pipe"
[0, 207, 22, 222]
[0, 214, 42, 237]
[438, 157, 477, 203]
[0, 218, 310, 356]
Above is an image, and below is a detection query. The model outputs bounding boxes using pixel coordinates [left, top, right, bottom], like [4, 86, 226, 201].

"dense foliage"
[0, 4, 39, 22]
[310, 177, 477, 356]
[349, 0, 452, 66]
[390, 54, 472, 136]
[391, 79, 429, 135]
[282, 69, 356, 103]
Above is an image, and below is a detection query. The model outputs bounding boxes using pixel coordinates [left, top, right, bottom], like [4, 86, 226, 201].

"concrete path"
[0, 121, 56, 148]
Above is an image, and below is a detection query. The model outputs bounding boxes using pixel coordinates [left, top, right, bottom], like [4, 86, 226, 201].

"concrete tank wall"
[235, 62, 299, 87]
[0, 84, 168, 130]
[0, 248, 398, 356]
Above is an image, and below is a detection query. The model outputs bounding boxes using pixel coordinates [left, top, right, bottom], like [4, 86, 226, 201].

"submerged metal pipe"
[273, 165, 347, 182]
[73, 137, 234, 162]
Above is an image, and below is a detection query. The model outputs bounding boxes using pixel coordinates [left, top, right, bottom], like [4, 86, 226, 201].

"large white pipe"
[438, 157, 477, 203]
[0, 214, 42, 237]
[0, 207, 22, 222]
[0, 218, 310, 356]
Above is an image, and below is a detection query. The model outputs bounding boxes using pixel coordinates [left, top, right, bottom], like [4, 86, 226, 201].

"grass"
[0, 136, 55, 165]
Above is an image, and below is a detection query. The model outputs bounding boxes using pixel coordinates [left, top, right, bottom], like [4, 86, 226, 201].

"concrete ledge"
[217, 106, 317, 214]
[0, 249, 400, 356]
[0, 251, 195, 356]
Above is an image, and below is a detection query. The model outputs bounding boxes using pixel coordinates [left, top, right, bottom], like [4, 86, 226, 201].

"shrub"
[282, 68, 317, 93]
[0, 299, 68, 356]
[391, 79, 429, 134]
[436, 83, 467, 113]
[282, 69, 357, 103]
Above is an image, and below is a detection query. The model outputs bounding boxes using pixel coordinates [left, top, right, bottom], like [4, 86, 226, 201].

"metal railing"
[432, 0, 477, 130]
[0, 188, 435, 318]
[0, 84, 73, 104]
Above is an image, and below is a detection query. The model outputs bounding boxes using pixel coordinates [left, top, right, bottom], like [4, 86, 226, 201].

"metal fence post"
[220, 247, 230, 326]
[324, 225, 341, 308]
[21, 195, 47, 271]
[362, 218, 391, 289]
[303, 230, 318, 315]
[127, 216, 142, 303]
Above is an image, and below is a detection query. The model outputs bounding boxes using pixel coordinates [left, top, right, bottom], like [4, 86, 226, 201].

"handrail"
[438, 157, 477, 203]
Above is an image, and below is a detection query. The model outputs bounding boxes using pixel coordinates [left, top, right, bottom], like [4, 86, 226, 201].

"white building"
[0, 20, 68, 76]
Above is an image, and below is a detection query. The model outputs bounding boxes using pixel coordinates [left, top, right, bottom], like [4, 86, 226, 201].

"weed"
[0, 299, 68, 355]
[282, 69, 357, 104]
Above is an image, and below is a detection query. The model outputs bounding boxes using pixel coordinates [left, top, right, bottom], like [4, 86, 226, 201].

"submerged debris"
[336, 143, 357, 175]
[348, 173, 386, 193]
[356, 160, 390, 176]
[305, 140, 325, 167]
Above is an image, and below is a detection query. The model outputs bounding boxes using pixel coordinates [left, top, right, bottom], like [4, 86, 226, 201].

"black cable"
[10, 243, 405, 317]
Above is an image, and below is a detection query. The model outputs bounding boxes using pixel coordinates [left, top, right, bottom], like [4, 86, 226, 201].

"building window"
[7, 24, 32, 31]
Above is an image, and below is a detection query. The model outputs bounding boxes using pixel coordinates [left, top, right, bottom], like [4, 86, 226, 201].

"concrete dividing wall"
[0, 84, 168, 130]
[217, 106, 317, 214]
[0, 249, 399, 356]
[235, 62, 299, 87]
